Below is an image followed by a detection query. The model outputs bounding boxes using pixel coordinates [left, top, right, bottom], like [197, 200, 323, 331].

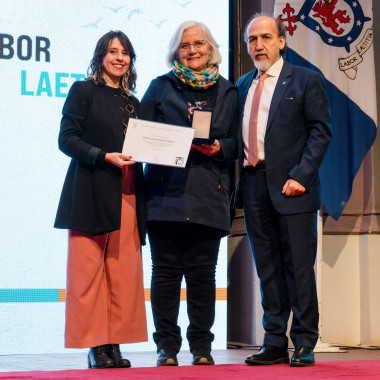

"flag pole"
[314, 209, 345, 353]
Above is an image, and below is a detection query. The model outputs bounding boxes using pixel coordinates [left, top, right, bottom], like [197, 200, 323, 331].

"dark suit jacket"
[54, 80, 147, 243]
[234, 60, 332, 214]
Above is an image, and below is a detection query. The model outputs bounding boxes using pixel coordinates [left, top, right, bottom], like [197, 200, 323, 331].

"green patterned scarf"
[171, 59, 220, 89]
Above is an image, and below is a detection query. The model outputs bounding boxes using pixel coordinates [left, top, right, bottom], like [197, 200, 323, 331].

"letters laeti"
[21, 71, 86, 97]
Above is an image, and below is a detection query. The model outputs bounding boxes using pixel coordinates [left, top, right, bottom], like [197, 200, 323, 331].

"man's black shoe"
[290, 345, 315, 367]
[156, 348, 178, 366]
[245, 345, 289, 365]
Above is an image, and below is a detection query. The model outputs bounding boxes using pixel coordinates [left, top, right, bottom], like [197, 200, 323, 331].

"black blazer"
[54, 80, 146, 243]
[234, 60, 332, 214]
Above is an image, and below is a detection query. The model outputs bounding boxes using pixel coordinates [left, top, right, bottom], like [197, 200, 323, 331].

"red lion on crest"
[312, 0, 351, 35]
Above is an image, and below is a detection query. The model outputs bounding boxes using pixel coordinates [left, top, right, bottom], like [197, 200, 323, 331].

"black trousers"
[242, 169, 319, 349]
[148, 221, 222, 353]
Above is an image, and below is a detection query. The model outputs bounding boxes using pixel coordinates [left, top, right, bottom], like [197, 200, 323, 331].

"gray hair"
[244, 13, 287, 56]
[166, 21, 222, 67]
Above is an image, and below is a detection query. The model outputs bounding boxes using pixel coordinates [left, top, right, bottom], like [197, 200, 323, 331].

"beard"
[253, 55, 272, 72]
[251, 50, 273, 72]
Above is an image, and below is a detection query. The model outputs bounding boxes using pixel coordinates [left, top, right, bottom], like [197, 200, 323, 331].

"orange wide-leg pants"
[64, 165, 148, 348]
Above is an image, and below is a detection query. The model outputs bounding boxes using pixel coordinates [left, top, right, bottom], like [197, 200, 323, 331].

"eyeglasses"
[179, 40, 207, 51]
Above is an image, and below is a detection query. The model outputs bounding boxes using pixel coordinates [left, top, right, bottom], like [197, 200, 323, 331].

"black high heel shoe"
[107, 344, 131, 368]
[88, 345, 115, 369]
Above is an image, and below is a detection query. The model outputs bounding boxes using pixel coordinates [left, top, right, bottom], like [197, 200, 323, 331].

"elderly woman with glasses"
[140, 21, 238, 367]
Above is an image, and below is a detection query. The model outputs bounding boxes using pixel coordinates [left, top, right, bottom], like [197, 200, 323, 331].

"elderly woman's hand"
[191, 139, 223, 157]
[105, 152, 135, 168]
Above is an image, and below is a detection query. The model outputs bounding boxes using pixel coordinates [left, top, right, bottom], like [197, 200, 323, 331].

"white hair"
[166, 21, 222, 67]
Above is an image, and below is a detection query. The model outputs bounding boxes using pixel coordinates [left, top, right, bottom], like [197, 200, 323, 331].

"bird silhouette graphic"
[128, 8, 143, 20]
[173, 0, 192, 8]
[149, 18, 168, 28]
[82, 17, 103, 28]
[103, 5, 125, 14]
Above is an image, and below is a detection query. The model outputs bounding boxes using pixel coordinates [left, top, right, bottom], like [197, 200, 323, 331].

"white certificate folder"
[122, 118, 195, 168]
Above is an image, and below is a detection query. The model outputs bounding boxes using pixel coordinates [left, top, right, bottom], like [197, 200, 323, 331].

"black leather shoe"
[88, 345, 115, 369]
[107, 344, 131, 368]
[290, 345, 315, 367]
[191, 346, 215, 365]
[156, 348, 178, 366]
[245, 345, 289, 365]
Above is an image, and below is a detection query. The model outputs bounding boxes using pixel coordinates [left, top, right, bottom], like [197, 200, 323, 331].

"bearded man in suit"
[234, 14, 332, 367]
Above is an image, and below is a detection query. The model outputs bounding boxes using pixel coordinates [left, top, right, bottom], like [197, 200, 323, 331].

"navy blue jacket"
[140, 71, 238, 235]
[234, 60, 332, 213]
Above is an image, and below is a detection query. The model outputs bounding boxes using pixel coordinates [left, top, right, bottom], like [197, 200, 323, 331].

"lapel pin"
[282, 81, 287, 85]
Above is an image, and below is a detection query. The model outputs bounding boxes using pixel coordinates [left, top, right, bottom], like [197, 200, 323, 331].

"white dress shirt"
[242, 57, 284, 166]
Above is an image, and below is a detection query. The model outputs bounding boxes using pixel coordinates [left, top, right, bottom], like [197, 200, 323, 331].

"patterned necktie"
[248, 73, 268, 167]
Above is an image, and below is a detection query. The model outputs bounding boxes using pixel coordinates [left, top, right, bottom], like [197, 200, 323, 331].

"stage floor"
[0, 347, 379, 372]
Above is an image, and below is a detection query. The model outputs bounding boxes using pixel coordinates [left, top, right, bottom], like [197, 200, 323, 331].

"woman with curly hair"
[54, 30, 147, 369]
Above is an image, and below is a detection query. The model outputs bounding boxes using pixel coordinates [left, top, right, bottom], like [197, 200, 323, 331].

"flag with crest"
[274, 0, 377, 220]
